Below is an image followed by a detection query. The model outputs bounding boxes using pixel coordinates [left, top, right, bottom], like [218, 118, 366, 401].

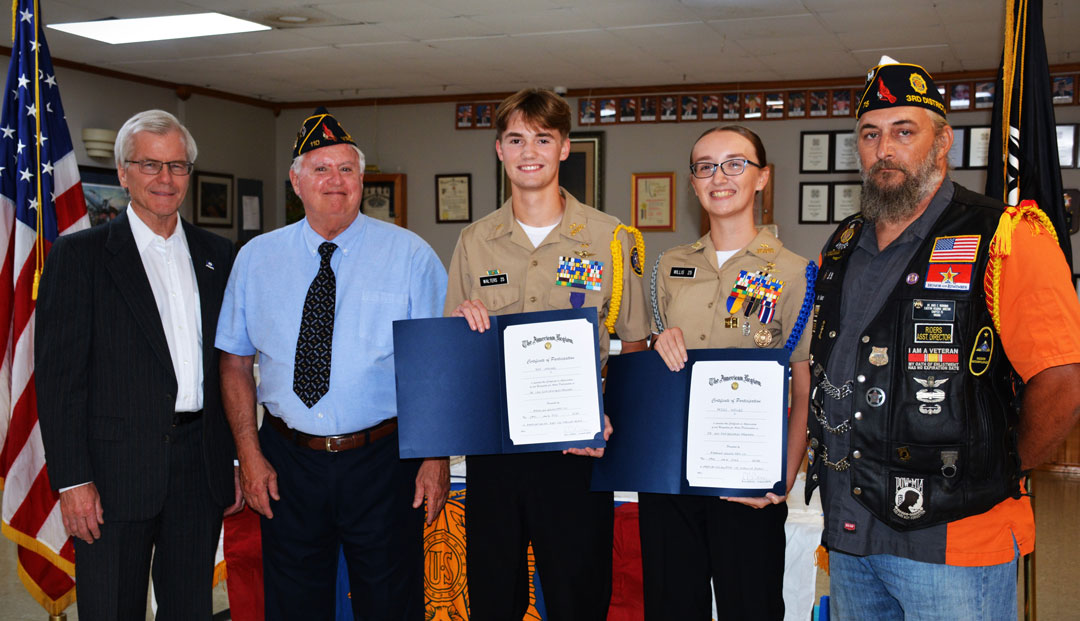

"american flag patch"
[929, 235, 980, 263]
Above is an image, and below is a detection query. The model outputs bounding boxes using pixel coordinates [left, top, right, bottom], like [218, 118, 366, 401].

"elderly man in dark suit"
[35, 109, 242, 620]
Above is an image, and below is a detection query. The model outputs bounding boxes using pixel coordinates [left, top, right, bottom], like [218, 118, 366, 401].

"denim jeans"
[828, 547, 1019, 621]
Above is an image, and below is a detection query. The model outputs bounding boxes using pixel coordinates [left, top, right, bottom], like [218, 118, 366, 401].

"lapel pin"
[205, 261, 215, 270]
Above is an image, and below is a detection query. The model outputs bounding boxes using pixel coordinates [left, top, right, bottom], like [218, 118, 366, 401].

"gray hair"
[290, 144, 366, 177]
[114, 109, 197, 169]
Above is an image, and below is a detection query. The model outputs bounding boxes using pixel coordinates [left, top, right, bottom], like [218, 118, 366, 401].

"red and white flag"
[1, 0, 89, 613]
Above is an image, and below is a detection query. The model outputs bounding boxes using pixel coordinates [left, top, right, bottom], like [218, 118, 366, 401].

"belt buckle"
[325, 436, 340, 453]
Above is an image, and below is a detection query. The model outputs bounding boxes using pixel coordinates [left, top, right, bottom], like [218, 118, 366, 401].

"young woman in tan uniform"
[638, 126, 813, 620]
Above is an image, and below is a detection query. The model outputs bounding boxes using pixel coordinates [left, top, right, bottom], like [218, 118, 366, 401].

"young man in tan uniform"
[445, 88, 650, 620]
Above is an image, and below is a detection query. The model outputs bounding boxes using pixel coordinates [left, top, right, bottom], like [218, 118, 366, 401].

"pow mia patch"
[670, 266, 696, 278]
[479, 273, 509, 287]
[893, 476, 926, 520]
[914, 323, 953, 344]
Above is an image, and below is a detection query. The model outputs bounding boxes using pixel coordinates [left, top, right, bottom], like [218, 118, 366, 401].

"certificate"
[800, 132, 830, 173]
[799, 182, 830, 223]
[967, 126, 991, 168]
[393, 308, 606, 458]
[947, 127, 966, 169]
[685, 360, 785, 489]
[832, 183, 862, 221]
[503, 319, 601, 445]
[832, 131, 859, 172]
[592, 348, 790, 497]
[1056, 125, 1076, 168]
[436, 174, 472, 222]
[631, 172, 675, 231]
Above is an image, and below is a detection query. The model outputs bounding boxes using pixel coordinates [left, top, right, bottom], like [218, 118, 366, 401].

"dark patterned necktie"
[293, 241, 337, 408]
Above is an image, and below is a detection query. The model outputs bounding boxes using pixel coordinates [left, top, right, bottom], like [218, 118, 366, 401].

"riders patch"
[893, 475, 927, 520]
[914, 323, 953, 344]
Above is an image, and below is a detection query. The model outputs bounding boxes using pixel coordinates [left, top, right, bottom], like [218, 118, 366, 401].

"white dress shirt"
[127, 204, 204, 411]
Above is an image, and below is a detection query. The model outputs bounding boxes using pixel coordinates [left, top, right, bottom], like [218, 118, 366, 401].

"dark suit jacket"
[36, 212, 236, 521]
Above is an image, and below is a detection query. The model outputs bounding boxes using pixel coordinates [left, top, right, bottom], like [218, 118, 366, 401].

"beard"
[860, 139, 945, 224]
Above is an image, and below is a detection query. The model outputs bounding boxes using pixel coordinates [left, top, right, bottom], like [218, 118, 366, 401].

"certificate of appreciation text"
[685, 360, 785, 489]
[503, 318, 602, 445]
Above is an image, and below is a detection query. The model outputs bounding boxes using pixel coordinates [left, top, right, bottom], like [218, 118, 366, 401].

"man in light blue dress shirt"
[217, 108, 448, 620]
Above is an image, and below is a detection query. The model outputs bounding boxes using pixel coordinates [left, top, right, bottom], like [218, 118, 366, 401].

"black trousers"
[466, 451, 613, 621]
[258, 422, 423, 621]
[638, 493, 787, 621]
[73, 419, 223, 621]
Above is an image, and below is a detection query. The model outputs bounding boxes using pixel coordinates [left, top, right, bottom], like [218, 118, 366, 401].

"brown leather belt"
[264, 410, 397, 453]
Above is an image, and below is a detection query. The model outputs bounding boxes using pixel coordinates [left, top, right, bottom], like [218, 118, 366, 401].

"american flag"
[0, 0, 88, 613]
[928, 235, 980, 263]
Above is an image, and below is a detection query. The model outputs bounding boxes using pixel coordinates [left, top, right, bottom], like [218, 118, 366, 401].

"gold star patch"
[940, 267, 958, 283]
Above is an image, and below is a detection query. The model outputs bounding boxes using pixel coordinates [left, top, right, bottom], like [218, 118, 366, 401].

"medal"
[868, 346, 889, 366]
[725, 315, 740, 329]
[743, 320, 751, 336]
[754, 327, 779, 347]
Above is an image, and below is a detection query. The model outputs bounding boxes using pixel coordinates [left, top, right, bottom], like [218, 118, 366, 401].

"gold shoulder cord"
[606, 224, 645, 334]
[984, 199, 1058, 333]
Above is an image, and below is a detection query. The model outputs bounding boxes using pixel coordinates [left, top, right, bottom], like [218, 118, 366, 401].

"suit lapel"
[182, 220, 218, 368]
[105, 212, 175, 376]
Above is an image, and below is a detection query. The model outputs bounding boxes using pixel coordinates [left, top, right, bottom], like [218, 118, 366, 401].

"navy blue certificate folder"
[393, 307, 606, 458]
[593, 348, 790, 497]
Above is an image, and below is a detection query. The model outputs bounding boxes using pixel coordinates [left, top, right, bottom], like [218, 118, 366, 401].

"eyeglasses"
[124, 159, 195, 176]
[690, 158, 763, 178]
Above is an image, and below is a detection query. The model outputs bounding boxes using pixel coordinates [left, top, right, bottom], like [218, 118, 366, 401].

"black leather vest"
[806, 184, 1023, 531]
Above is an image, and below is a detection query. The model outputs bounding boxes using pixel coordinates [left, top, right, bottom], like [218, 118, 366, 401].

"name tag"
[479, 274, 508, 287]
[670, 266, 696, 278]
[914, 323, 953, 344]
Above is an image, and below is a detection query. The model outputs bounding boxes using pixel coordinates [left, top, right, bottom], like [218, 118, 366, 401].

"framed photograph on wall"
[680, 95, 700, 121]
[619, 97, 639, 123]
[79, 165, 127, 227]
[831, 89, 852, 117]
[659, 95, 678, 122]
[787, 90, 807, 118]
[194, 171, 233, 228]
[436, 173, 472, 223]
[579, 99, 597, 125]
[639, 96, 658, 122]
[832, 182, 862, 221]
[721, 93, 740, 120]
[948, 82, 972, 111]
[800, 131, 832, 173]
[974, 81, 995, 109]
[498, 132, 604, 210]
[742, 92, 763, 120]
[362, 173, 407, 228]
[764, 91, 785, 119]
[701, 94, 720, 120]
[456, 103, 474, 129]
[799, 182, 830, 224]
[1053, 76, 1076, 105]
[598, 98, 618, 124]
[474, 103, 493, 128]
[809, 90, 829, 117]
[631, 172, 675, 232]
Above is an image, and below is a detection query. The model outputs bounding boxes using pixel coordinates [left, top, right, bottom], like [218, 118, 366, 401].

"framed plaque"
[831, 89, 852, 117]
[680, 95, 700, 121]
[787, 90, 807, 118]
[1053, 76, 1075, 105]
[800, 132, 831, 173]
[598, 98, 618, 124]
[1057, 124, 1077, 168]
[659, 95, 678, 122]
[832, 131, 859, 172]
[974, 81, 995, 109]
[631, 172, 675, 232]
[435, 173, 472, 223]
[809, 90, 829, 117]
[639, 96, 658, 123]
[742, 92, 763, 120]
[948, 126, 967, 169]
[701, 94, 720, 120]
[948, 82, 972, 111]
[764, 91, 785, 119]
[832, 182, 862, 221]
[967, 126, 991, 168]
[721, 93, 740, 120]
[799, 183, 830, 224]
[618, 97, 639, 123]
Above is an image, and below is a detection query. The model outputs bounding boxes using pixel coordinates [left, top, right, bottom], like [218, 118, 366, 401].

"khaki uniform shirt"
[445, 190, 650, 366]
[653, 228, 811, 362]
